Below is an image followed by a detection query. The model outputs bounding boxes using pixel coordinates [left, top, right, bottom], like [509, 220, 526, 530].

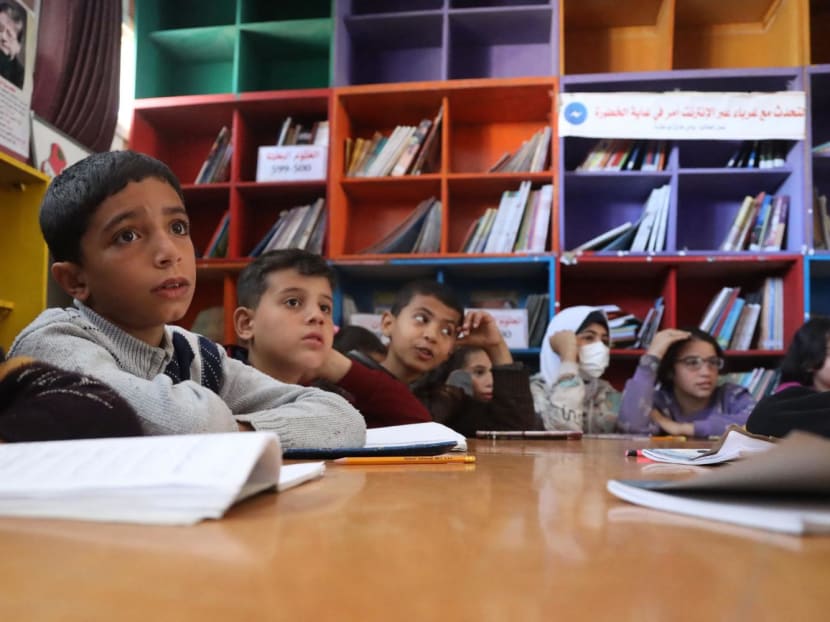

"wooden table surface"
[1, 438, 828, 621]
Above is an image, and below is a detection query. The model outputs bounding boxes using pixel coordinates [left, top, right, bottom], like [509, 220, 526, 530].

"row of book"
[275, 118, 329, 146]
[570, 184, 671, 253]
[718, 192, 788, 252]
[722, 368, 781, 401]
[359, 197, 442, 254]
[194, 126, 232, 184]
[699, 278, 783, 351]
[460, 182, 553, 254]
[725, 140, 787, 168]
[345, 105, 443, 178]
[597, 300, 664, 349]
[248, 198, 327, 257]
[576, 139, 668, 172]
[812, 188, 830, 250]
[487, 127, 551, 173]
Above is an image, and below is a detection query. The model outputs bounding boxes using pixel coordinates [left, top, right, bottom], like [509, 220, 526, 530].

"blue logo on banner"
[564, 102, 587, 125]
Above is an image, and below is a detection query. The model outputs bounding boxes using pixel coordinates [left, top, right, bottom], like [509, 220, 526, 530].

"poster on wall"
[0, 0, 38, 160]
[30, 113, 91, 176]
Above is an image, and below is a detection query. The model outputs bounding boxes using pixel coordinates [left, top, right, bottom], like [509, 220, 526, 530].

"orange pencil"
[333, 455, 476, 465]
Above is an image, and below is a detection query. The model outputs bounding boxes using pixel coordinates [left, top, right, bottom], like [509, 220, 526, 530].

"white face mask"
[579, 341, 610, 378]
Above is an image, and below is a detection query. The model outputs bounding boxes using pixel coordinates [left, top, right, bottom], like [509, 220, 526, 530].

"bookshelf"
[328, 77, 557, 257]
[125, 0, 823, 375]
[559, 254, 803, 387]
[334, 1, 559, 86]
[0, 154, 50, 351]
[135, 0, 334, 98]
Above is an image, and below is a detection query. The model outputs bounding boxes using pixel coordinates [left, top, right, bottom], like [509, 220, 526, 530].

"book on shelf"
[526, 293, 550, 348]
[633, 297, 664, 349]
[629, 184, 671, 252]
[488, 127, 551, 173]
[576, 139, 667, 172]
[698, 279, 780, 351]
[390, 117, 433, 176]
[720, 192, 788, 252]
[0, 432, 326, 526]
[723, 367, 781, 400]
[194, 125, 232, 184]
[726, 140, 787, 168]
[248, 199, 327, 257]
[607, 430, 830, 535]
[472, 181, 551, 254]
[813, 188, 830, 250]
[358, 197, 440, 254]
[203, 210, 230, 258]
[410, 103, 443, 175]
[570, 222, 634, 253]
[640, 425, 776, 466]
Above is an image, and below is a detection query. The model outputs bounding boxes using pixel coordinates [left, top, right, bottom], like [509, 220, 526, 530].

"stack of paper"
[0, 432, 323, 526]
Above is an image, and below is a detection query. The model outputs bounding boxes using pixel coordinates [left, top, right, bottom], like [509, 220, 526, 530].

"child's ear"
[50, 262, 89, 301]
[232, 307, 256, 342]
[380, 311, 395, 338]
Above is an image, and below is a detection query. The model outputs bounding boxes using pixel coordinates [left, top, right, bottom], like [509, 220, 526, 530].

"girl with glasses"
[746, 317, 830, 438]
[618, 327, 755, 437]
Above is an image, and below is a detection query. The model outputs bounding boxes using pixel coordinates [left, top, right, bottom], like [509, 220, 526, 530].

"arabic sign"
[256, 145, 327, 182]
[559, 91, 806, 140]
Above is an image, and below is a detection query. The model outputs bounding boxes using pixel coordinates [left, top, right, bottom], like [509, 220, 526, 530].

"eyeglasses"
[677, 356, 724, 371]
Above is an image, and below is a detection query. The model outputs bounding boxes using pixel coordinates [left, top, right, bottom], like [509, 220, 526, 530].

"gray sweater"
[9, 302, 366, 449]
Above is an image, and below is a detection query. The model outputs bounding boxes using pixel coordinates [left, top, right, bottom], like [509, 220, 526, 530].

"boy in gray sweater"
[10, 150, 365, 449]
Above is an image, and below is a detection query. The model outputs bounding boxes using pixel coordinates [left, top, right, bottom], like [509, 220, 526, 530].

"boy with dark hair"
[10, 151, 365, 449]
[333, 325, 386, 364]
[0, 1, 24, 89]
[377, 279, 537, 436]
[231, 249, 431, 427]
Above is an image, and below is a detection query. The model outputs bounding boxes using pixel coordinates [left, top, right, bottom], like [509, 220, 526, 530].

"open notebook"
[608, 431, 830, 535]
[0, 432, 323, 526]
[641, 425, 775, 465]
[282, 421, 467, 459]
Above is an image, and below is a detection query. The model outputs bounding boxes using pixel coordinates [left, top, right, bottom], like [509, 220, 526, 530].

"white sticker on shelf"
[559, 91, 806, 140]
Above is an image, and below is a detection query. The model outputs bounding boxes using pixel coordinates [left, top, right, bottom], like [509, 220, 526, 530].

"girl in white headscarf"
[530, 306, 621, 432]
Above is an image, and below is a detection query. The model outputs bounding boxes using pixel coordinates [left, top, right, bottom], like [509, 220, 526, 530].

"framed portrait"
[30, 112, 91, 176]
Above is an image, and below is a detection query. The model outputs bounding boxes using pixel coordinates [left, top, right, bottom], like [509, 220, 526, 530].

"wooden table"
[1, 438, 828, 621]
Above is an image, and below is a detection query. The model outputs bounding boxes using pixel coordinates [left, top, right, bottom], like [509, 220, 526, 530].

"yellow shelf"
[0, 154, 49, 350]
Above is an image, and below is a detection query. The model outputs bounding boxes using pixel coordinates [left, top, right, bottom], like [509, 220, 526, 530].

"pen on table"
[650, 435, 687, 442]
[333, 455, 476, 465]
[624, 449, 646, 457]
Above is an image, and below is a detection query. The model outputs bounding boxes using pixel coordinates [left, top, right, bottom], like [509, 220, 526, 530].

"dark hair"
[779, 316, 830, 385]
[657, 327, 724, 389]
[577, 310, 609, 334]
[0, 2, 25, 43]
[39, 150, 183, 264]
[237, 248, 336, 309]
[389, 279, 464, 320]
[445, 345, 487, 373]
[0, 360, 143, 442]
[333, 325, 386, 358]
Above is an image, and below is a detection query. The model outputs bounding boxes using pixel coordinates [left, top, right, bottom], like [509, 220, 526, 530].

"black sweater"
[746, 385, 830, 439]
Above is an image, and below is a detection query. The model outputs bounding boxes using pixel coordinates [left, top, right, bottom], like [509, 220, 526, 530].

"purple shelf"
[448, 8, 554, 80]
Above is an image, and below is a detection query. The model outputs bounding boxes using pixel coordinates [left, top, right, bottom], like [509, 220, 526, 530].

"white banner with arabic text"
[559, 91, 806, 140]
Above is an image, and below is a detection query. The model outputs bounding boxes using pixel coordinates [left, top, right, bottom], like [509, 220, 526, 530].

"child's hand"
[549, 330, 579, 363]
[649, 409, 694, 436]
[458, 310, 512, 365]
[646, 328, 691, 360]
[459, 310, 503, 349]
